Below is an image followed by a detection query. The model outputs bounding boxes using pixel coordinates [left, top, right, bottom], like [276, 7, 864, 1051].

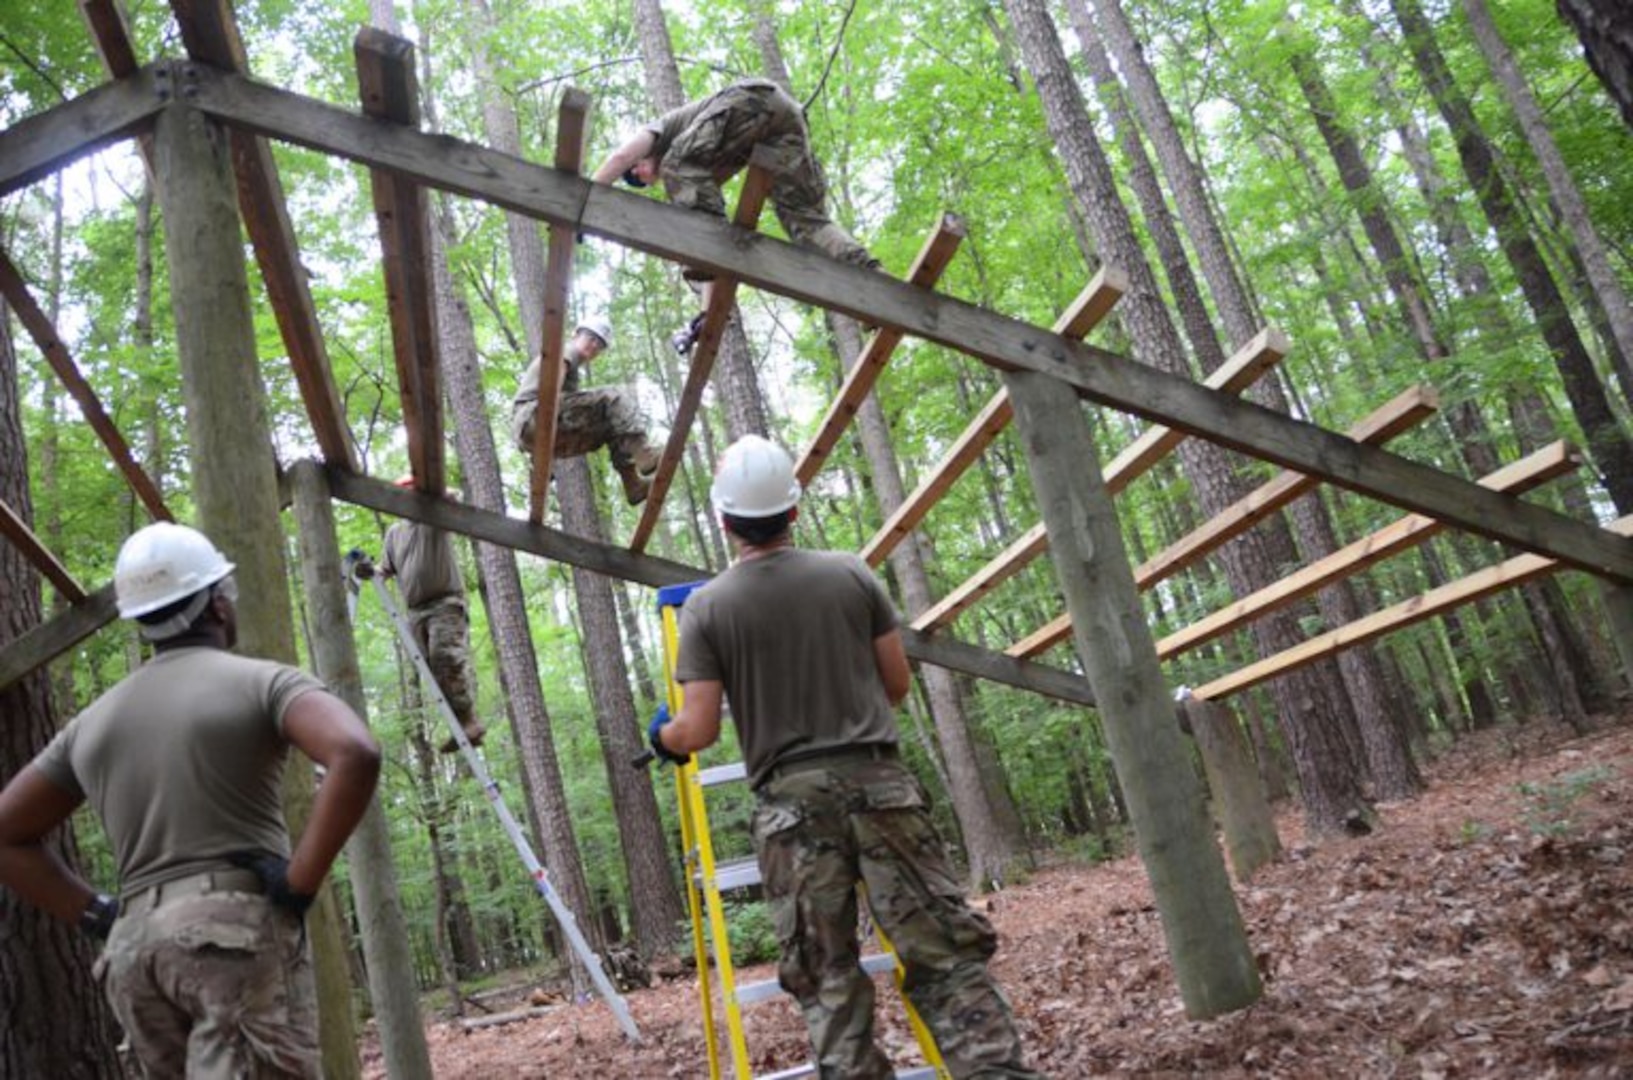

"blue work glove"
[647, 704, 690, 766]
[227, 851, 317, 920]
[79, 893, 118, 939]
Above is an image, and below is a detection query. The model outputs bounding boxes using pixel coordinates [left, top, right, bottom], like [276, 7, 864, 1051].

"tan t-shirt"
[675, 548, 899, 787]
[382, 519, 465, 610]
[32, 647, 323, 896]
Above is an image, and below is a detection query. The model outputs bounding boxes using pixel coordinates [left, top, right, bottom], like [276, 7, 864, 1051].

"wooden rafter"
[793, 212, 967, 485]
[0, 249, 171, 522]
[527, 88, 591, 523]
[355, 28, 443, 492]
[128, 67, 1633, 580]
[0, 586, 117, 692]
[1194, 511, 1633, 700]
[628, 152, 775, 552]
[162, 1, 357, 469]
[0, 500, 86, 603]
[1007, 384, 1441, 658]
[858, 265, 1127, 566]
[0, 65, 164, 198]
[912, 328, 1290, 633]
[1156, 440, 1582, 663]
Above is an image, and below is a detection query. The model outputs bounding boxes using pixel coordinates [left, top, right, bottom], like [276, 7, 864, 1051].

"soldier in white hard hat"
[0, 522, 381, 1079]
[649, 437, 1038, 1079]
[511, 317, 663, 504]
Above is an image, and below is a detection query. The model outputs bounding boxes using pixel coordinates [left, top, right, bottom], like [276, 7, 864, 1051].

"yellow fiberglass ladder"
[656, 581, 949, 1080]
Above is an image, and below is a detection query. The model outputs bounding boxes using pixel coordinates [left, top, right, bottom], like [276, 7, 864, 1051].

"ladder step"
[695, 761, 748, 787]
[737, 953, 897, 1007]
[756, 1066, 937, 1080]
[700, 856, 761, 892]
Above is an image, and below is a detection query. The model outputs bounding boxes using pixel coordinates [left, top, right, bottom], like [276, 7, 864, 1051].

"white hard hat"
[575, 317, 612, 347]
[115, 522, 235, 621]
[711, 435, 801, 517]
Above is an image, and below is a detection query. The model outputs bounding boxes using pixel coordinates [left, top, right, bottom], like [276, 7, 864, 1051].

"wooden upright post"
[288, 461, 433, 1080]
[149, 86, 360, 1079]
[1003, 368, 1261, 1019]
[1602, 584, 1633, 696]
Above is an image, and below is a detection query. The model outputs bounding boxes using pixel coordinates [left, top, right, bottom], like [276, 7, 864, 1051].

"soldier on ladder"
[649, 436, 1040, 1079]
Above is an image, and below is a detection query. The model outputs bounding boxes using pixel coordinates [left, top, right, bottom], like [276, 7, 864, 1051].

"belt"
[121, 868, 266, 914]
[760, 743, 899, 787]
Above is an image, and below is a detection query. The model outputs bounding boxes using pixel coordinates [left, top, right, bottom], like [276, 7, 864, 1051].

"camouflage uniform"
[96, 873, 319, 1079]
[409, 595, 476, 724]
[510, 349, 658, 497]
[649, 80, 880, 273]
[381, 521, 480, 738]
[753, 756, 1038, 1080]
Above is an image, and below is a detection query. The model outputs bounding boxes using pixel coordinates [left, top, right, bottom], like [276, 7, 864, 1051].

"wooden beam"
[859, 265, 1127, 566]
[80, 0, 141, 75]
[528, 88, 591, 523]
[1156, 441, 1582, 661]
[912, 329, 1290, 632]
[180, 69, 1633, 583]
[0, 500, 86, 602]
[354, 28, 443, 492]
[163, 3, 358, 469]
[793, 213, 967, 485]
[0, 585, 118, 692]
[0, 65, 164, 197]
[628, 152, 775, 552]
[322, 467, 1093, 704]
[0, 249, 171, 522]
[1007, 384, 1440, 658]
[1194, 513, 1633, 701]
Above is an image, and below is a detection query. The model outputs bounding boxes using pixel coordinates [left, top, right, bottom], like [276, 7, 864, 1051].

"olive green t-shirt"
[675, 548, 900, 787]
[32, 647, 323, 896]
[382, 518, 465, 609]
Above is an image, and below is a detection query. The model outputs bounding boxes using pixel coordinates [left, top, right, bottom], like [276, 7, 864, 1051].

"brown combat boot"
[616, 442, 662, 506]
[440, 720, 487, 755]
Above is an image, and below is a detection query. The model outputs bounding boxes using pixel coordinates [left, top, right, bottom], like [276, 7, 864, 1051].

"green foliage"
[1516, 767, 1613, 837]
[722, 899, 780, 966]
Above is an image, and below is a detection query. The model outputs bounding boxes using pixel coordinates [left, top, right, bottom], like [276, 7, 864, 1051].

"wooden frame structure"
[3, 10, 1633, 722]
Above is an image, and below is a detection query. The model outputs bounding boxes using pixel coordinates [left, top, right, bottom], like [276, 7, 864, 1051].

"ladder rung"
[700, 857, 761, 892]
[695, 761, 748, 787]
[756, 1066, 937, 1080]
[737, 953, 898, 1008]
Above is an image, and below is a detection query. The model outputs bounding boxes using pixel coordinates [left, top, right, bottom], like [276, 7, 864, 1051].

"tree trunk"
[1555, 0, 1633, 131]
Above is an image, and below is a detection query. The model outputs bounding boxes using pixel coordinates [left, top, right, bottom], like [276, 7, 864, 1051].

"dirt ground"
[362, 715, 1633, 1078]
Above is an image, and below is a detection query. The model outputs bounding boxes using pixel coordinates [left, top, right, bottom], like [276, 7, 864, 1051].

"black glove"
[647, 705, 690, 766]
[79, 893, 118, 939]
[345, 548, 375, 580]
[227, 851, 317, 920]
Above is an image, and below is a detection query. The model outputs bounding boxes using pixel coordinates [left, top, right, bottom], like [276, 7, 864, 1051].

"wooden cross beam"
[527, 88, 591, 524]
[0, 249, 171, 522]
[793, 213, 967, 486]
[628, 152, 775, 552]
[0, 585, 117, 692]
[0, 500, 86, 603]
[161, 1, 357, 469]
[0, 64, 164, 197]
[859, 266, 1127, 567]
[1193, 511, 1633, 700]
[1156, 440, 1583, 663]
[913, 328, 1290, 633]
[355, 28, 443, 492]
[1007, 383, 1441, 658]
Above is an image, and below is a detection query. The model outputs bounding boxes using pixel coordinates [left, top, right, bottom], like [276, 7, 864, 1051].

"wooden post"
[149, 88, 360, 1079]
[1180, 694, 1282, 881]
[1003, 367, 1260, 1019]
[288, 460, 433, 1080]
[1601, 584, 1633, 696]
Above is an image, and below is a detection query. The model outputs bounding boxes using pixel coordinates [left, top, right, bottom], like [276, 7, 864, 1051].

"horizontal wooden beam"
[0, 500, 85, 602]
[913, 328, 1290, 632]
[794, 212, 967, 486]
[179, 67, 1633, 583]
[1194, 511, 1633, 700]
[321, 466, 1095, 704]
[0, 248, 171, 522]
[629, 153, 775, 552]
[1007, 384, 1440, 658]
[528, 87, 591, 524]
[0, 585, 118, 693]
[0, 64, 165, 197]
[1158, 440, 1582, 661]
[355, 28, 443, 492]
[859, 265, 1127, 567]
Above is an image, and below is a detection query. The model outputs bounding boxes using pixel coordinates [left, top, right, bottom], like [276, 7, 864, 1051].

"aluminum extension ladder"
[344, 550, 640, 1042]
[656, 581, 948, 1080]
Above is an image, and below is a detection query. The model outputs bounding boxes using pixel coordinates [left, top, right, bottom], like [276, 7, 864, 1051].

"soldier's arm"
[0, 767, 96, 923]
[665, 679, 724, 755]
[592, 129, 658, 185]
[282, 690, 382, 895]
[873, 629, 912, 706]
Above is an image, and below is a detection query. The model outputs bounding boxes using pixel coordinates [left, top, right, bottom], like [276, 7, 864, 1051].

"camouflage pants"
[751, 758, 1039, 1079]
[409, 596, 476, 725]
[661, 83, 878, 271]
[96, 876, 319, 1078]
[510, 386, 652, 471]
